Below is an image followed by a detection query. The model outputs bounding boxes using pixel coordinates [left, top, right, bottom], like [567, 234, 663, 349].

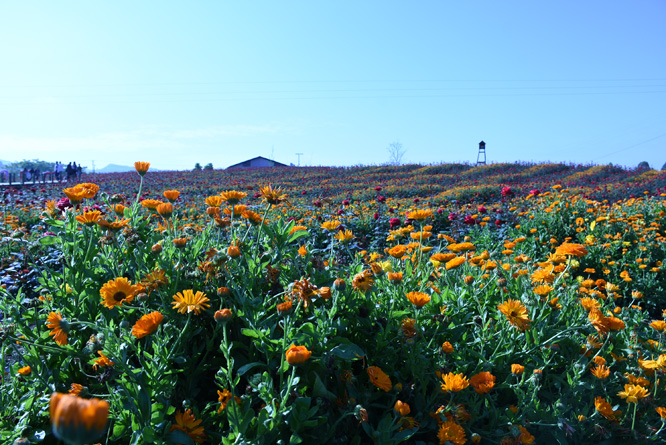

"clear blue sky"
[1, 1, 665, 171]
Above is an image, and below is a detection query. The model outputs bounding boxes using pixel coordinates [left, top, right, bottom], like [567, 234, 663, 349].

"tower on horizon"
[477, 141, 486, 166]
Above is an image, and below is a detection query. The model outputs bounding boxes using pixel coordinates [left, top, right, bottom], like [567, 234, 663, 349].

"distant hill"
[96, 164, 163, 173]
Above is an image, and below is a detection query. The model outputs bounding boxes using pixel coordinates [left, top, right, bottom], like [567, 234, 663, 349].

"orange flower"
[17, 366, 31, 376]
[555, 242, 588, 257]
[590, 364, 610, 380]
[172, 290, 210, 315]
[220, 190, 248, 205]
[440, 372, 469, 392]
[214, 308, 233, 323]
[169, 409, 206, 443]
[69, 383, 84, 396]
[46, 312, 69, 346]
[285, 345, 312, 365]
[469, 371, 495, 394]
[75, 210, 102, 226]
[352, 270, 375, 293]
[533, 285, 553, 297]
[388, 245, 408, 259]
[387, 272, 403, 283]
[92, 351, 114, 371]
[205, 195, 224, 207]
[163, 190, 180, 202]
[511, 364, 525, 375]
[134, 161, 150, 176]
[394, 400, 411, 416]
[595, 396, 622, 421]
[437, 420, 466, 445]
[442, 342, 454, 354]
[650, 320, 666, 331]
[321, 220, 342, 231]
[617, 384, 649, 404]
[217, 389, 240, 413]
[132, 311, 164, 339]
[227, 245, 241, 258]
[445, 256, 466, 270]
[100, 277, 139, 309]
[156, 202, 173, 219]
[497, 299, 531, 331]
[50, 393, 109, 444]
[447, 242, 476, 253]
[367, 366, 392, 392]
[140, 199, 163, 211]
[259, 185, 288, 205]
[407, 209, 433, 221]
[406, 291, 431, 308]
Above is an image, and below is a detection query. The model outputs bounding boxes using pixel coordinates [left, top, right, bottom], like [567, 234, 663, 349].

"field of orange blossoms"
[1, 161, 665, 444]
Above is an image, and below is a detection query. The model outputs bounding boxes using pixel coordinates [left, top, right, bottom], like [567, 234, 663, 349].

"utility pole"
[295, 153, 303, 166]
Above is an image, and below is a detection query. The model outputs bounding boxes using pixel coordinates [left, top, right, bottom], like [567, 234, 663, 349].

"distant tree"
[204, 163, 214, 171]
[7, 159, 54, 173]
[386, 140, 406, 166]
[637, 161, 650, 169]
[194, 163, 202, 171]
[662, 162, 666, 171]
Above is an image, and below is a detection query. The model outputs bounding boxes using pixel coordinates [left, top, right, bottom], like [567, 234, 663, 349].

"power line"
[594, 131, 666, 160]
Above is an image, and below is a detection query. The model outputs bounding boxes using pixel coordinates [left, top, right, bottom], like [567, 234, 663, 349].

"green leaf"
[312, 374, 336, 401]
[241, 328, 261, 339]
[330, 343, 366, 360]
[237, 362, 267, 376]
[38, 236, 58, 246]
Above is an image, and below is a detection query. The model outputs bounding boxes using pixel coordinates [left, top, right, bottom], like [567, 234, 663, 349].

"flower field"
[1, 161, 666, 444]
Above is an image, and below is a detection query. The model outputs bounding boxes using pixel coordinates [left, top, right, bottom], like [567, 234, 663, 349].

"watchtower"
[476, 141, 486, 166]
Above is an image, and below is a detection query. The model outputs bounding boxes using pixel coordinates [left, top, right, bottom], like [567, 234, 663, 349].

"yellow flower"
[352, 270, 374, 293]
[298, 245, 308, 257]
[163, 189, 180, 202]
[171, 290, 211, 315]
[511, 364, 525, 375]
[533, 285, 554, 297]
[321, 220, 342, 231]
[590, 364, 610, 380]
[17, 366, 31, 376]
[440, 372, 469, 392]
[334, 229, 354, 244]
[595, 396, 622, 421]
[445, 256, 466, 270]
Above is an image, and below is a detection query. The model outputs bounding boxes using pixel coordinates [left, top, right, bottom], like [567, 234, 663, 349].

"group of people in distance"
[54, 162, 82, 181]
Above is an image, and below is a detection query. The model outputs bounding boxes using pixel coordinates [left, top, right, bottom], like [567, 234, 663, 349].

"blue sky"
[1, 1, 665, 171]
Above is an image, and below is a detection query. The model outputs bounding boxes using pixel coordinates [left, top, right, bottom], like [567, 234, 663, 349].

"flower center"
[113, 291, 127, 302]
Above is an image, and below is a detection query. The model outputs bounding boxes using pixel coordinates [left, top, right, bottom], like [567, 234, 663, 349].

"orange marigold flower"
[69, 383, 84, 396]
[388, 245, 408, 259]
[590, 364, 610, 380]
[595, 396, 622, 421]
[214, 309, 232, 323]
[217, 389, 240, 413]
[407, 209, 433, 221]
[406, 291, 431, 308]
[651, 320, 666, 331]
[163, 189, 180, 202]
[276, 299, 293, 315]
[172, 290, 210, 315]
[394, 400, 411, 416]
[50, 393, 109, 445]
[100, 277, 139, 309]
[367, 366, 392, 392]
[92, 351, 114, 371]
[260, 185, 288, 205]
[75, 210, 102, 226]
[530, 267, 555, 284]
[445, 256, 467, 270]
[655, 407, 666, 419]
[555, 242, 588, 257]
[352, 270, 375, 293]
[579, 297, 601, 312]
[227, 245, 241, 258]
[205, 195, 224, 207]
[140, 199, 163, 211]
[447, 242, 476, 253]
[156, 202, 173, 219]
[533, 285, 553, 297]
[442, 342, 454, 354]
[132, 311, 164, 339]
[497, 299, 531, 331]
[588, 307, 611, 336]
[617, 384, 649, 404]
[169, 409, 206, 444]
[219, 190, 247, 205]
[469, 371, 496, 394]
[286, 345, 312, 365]
[511, 364, 525, 375]
[46, 312, 69, 346]
[437, 420, 466, 445]
[18, 366, 31, 376]
[62, 186, 86, 205]
[321, 220, 342, 231]
[388, 272, 403, 283]
[440, 372, 469, 393]
[134, 161, 150, 176]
